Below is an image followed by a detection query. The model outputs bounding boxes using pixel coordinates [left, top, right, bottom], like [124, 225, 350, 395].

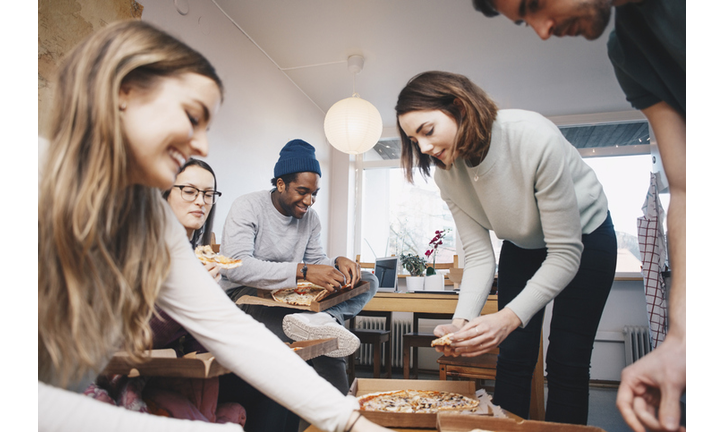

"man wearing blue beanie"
[219, 139, 378, 405]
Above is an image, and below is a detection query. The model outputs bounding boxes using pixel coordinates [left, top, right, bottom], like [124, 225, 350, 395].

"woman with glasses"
[39, 20, 385, 432]
[163, 159, 222, 282]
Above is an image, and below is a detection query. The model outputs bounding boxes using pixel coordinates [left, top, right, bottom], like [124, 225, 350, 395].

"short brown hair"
[395, 71, 498, 183]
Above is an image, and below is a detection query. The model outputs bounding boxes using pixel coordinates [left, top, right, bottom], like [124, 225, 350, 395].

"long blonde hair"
[38, 20, 223, 388]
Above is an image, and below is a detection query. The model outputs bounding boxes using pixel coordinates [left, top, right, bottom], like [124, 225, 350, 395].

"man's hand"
[616, 335, 686, 432]
[334, 256, 361, 287]
[301, 263, 349, 292]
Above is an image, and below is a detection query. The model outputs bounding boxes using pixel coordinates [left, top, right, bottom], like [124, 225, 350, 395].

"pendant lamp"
[324, 55, 383, 155]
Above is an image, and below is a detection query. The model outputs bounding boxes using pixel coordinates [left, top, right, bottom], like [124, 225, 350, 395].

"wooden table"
[358, 292, 545, 421]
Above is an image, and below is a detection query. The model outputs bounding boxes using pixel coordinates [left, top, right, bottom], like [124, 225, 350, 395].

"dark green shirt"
[607, 0, 685, 116]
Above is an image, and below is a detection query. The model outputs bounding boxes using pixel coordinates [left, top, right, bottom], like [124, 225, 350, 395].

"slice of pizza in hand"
[431, 332, 454, 347]
[194, 245, 242, 269]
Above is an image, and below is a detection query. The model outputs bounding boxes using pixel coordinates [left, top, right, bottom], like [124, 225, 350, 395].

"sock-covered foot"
[282, 312, 360, 358]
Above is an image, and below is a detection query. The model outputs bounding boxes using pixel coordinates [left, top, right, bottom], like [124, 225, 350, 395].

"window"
[583, 154, 669, 273]
[356, 120, 659, 275]
[359, 166, 456, 267]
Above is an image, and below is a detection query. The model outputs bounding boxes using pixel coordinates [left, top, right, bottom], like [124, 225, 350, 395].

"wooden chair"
[402, 312, 453, 379]
[347, 310, 392, 383]
[437, 334, 546, 421]
[210, 232, 220, 253]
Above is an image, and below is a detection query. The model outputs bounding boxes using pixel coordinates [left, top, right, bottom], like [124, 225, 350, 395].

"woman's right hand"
[432, 321, 464, 357]
[204, 262, 221, 283]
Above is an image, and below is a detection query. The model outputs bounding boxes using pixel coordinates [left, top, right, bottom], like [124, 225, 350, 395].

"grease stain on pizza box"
[350, 378, 484, 429]
[436, 411, 607, 432]
[237, 281, 370, 312]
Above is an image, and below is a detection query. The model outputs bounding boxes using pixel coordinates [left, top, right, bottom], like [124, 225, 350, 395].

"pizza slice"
[194, 245, 242, 269]
[271, 282, 331, 306]
[431, 332, 454, 347]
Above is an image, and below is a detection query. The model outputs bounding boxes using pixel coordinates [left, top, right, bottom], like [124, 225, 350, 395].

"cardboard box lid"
[437, 412, 607, 432]
[349, 378, 487, 429]
[237, 281, 370, 312]
[102, 338, 338, 378]
[288, 338, 338, 361]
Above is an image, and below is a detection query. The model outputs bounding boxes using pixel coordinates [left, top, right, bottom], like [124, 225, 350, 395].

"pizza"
[357, 389, 479, 413]
[194, 245, 242, 269]
[431, 333, 454, 347]
[271, 282, 331, 306]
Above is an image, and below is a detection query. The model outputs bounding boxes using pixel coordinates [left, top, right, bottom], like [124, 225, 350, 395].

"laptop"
[374, 256, 399, 292]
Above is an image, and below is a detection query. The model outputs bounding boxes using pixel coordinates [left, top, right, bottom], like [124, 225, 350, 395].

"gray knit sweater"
[219, 189, 334, 291]
[435, 109, 609, 327]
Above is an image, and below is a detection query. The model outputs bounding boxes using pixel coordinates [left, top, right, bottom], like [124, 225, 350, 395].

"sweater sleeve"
[220, 195, 300, 290]
[444, 198, 497, 321]
[504, 122, 584, 326]
[302, 210, 335, 266]
[39, 381, 241, 432]
[157, 206, 358, 432]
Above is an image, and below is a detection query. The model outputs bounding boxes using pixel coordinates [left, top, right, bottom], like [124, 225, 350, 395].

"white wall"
[139, 0, 352, 254]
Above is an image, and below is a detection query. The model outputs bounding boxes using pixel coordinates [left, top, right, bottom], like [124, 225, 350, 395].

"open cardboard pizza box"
[236, 280, 370, 312]
[102, 338, 337, 378]
[350, 378, 487, 429]
[288, 338, 338, 361]
[436, 411, 607, 432]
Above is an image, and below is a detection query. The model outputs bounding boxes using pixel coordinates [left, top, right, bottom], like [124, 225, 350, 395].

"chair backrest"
[448, 268, 464, 289]
[210, 232, 220, 253]
[412, 312, 454, 332]
[427, 254, 459, 270]
[355, 254, 375, 269]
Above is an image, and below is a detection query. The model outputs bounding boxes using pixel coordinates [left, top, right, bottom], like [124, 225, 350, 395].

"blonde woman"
[38, 20, 381, 432]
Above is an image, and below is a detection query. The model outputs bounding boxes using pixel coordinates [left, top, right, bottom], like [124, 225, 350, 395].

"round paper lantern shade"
[324, 95, 383, 155]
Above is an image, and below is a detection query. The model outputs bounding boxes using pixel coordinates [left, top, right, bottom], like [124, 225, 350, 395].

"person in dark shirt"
[469, 1, 685, 431]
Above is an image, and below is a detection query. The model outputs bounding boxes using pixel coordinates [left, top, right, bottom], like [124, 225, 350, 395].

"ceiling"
[210, 0, 637, 136]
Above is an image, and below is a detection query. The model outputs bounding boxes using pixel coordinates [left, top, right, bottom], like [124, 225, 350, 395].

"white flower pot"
[424, 273, 444, 291]
[405, 276, 425, 293]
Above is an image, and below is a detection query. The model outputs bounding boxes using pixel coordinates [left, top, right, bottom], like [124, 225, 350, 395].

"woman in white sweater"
[395, 71, 617, 425]
[38, 20, 385, 432]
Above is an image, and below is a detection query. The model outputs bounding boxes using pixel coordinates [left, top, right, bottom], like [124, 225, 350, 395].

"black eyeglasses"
[172, 185, 222, 205]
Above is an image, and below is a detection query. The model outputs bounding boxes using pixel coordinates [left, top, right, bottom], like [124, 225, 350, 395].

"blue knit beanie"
[274, 139, 322, 178]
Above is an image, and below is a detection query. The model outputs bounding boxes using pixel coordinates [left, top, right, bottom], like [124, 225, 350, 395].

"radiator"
[622, 325, 652, 366]
[354, 317, 413, 368]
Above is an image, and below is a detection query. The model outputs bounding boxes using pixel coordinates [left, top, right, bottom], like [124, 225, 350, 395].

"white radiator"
[623, 325, 652, 366]
[354, 317, 412, 368]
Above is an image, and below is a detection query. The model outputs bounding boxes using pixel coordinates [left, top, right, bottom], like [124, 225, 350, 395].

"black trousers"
[492, 213, 617, 425]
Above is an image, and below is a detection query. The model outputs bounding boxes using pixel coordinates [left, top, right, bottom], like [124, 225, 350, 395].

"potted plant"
[400, 253, 426, 292]
[424, 229, 451, 291]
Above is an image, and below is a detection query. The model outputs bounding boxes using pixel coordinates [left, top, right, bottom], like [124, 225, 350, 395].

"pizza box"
[102, 349, 232, 379]
[103, 338, 337, 378]
[288, 338, 338, 361]
[236, 280, 370, 312]
[349, 378, 485, 429]
[437, 411, 607, 432]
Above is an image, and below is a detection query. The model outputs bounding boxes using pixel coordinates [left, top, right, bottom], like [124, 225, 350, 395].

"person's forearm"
[642, 101, 686, 340]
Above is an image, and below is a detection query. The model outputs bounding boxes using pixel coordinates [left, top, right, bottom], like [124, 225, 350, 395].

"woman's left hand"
[450, 308, 522, 357]
[204, 262, 221, 283]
